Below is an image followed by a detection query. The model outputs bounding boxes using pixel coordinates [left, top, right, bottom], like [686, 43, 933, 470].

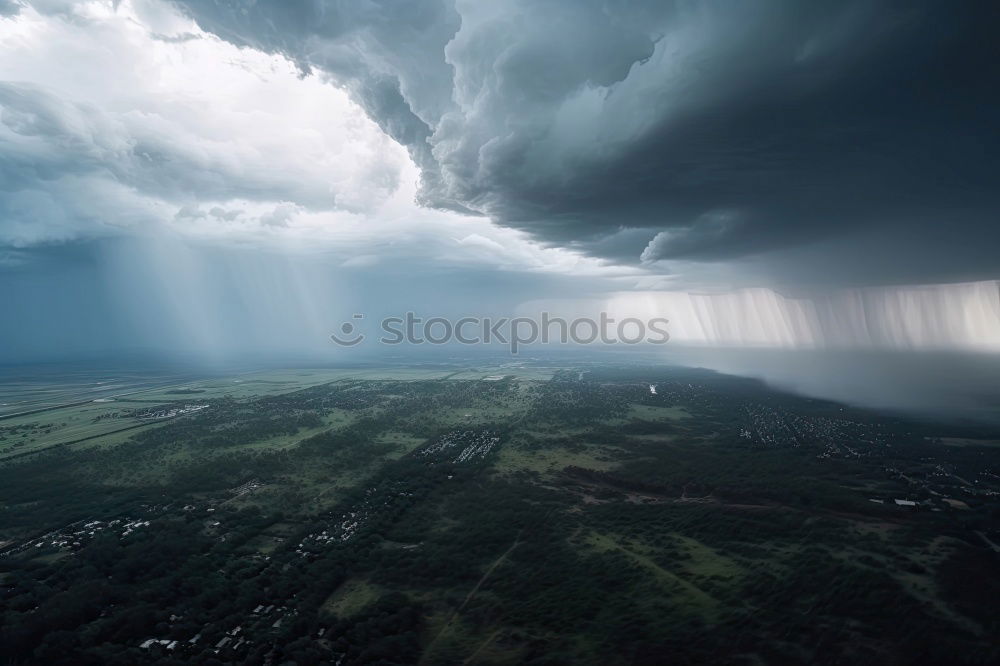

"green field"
[1, 363, 998, 665]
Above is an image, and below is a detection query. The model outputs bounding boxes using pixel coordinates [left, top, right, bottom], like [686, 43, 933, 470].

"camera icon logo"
[330, 314, 366, 346]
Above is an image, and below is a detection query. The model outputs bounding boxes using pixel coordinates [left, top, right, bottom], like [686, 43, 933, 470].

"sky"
[1, 0, 999, 373]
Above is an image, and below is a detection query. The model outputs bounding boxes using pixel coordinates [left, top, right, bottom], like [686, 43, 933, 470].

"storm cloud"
[168, 0, 1000, 286]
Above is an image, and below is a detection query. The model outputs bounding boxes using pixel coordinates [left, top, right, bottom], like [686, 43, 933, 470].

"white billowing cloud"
[0, 0, 633, 279]
[455, 233, 505, 252]
[0, 1, 407, 246]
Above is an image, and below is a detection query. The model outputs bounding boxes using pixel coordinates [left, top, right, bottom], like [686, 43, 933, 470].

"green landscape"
[1, 363, 998, 665]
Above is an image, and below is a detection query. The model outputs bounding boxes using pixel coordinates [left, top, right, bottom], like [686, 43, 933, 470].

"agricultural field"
[0, 366, 482, 461]
[1, 363, 999, 665]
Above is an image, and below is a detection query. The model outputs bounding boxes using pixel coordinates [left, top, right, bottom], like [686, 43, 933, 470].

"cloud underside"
[169, 0, 1000, 285]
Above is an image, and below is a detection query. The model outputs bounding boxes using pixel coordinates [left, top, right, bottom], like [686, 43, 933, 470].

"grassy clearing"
[244, 533, 285, 555]
[670, 534, 744, 581]
[0, 367, 546, 461]
[893, 569, 982, 635]
[581, 531, 720, 621]
[419, 612, 526, 666]
[340, 369, 456, 380]
[78, 407, 366, 489]
[321, 579, 382, 618]
[375, 430, 427, 454]
[0, 367, 480, 460]
[242, 409, 359, 452]
[0, 401, 156, 459]
[243, 521, 302, 554]
[626, 404, 692, 422]
[443, 367, 555, 381]
[135, 369, 362, 401]
[29, 551, 73, 566]
[431, 403, 528, 428]
[493, 443, 622, 475]
[263, 429, 429, 514]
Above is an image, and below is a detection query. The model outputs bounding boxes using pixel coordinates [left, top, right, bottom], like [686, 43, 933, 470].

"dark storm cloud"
[641, 210, 747, 262]
[170, 0, 1000, 285]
